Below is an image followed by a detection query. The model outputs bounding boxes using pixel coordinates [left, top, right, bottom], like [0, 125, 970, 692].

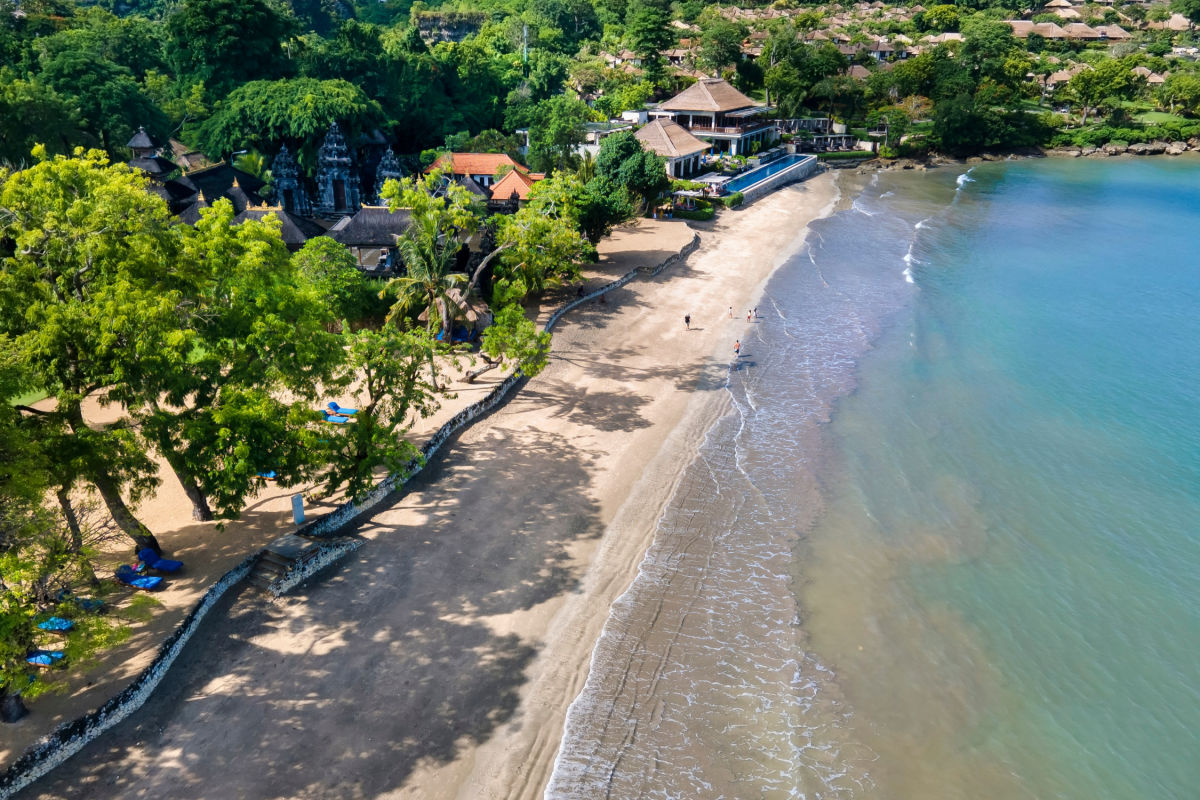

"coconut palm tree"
[385, 214, 466, 333]
[382, 214, 466, 390]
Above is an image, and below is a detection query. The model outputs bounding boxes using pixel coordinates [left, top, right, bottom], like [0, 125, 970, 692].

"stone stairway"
[246, 534, 316, 591]
[246, 533, 361, 594]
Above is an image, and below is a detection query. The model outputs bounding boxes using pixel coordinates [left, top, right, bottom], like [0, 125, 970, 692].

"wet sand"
[13, 173, 839, 800]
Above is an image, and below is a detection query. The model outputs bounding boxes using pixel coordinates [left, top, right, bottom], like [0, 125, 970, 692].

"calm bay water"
[549, 159, 1200, 799]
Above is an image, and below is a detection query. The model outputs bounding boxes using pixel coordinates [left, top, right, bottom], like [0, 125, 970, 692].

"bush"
[670, 179, 706, 192]
[817, 150, 873, 160]
[674, 205, 715, 221]
[722, 191, 744, 208]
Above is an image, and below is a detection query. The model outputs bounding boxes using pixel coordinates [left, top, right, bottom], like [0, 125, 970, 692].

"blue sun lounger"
[327, 402, 358, 416]
[137, 548, 183, 574]
[115, 564, 163, 590]
[37, 616, 74, 633]
[26, 650, 65, 668]
[321, 410, 352, 424]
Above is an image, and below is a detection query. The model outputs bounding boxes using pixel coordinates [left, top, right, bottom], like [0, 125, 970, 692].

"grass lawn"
[1136, 111, 1188, 124]
[10, 389, 49, 406]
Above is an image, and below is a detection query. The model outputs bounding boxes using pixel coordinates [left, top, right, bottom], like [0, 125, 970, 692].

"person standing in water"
[734, 339, 741, 357]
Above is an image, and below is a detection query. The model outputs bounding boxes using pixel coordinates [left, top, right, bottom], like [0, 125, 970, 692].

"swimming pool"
[723, 154, 815, 193]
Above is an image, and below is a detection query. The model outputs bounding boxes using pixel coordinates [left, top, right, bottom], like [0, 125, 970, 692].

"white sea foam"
[956, 169, 976, 188]
[852, 197, 876, 216]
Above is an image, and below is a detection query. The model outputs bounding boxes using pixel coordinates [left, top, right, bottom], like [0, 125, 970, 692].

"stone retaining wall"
[0, 229, 702, 799]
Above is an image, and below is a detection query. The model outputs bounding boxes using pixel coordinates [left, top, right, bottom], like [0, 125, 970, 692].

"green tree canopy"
[526, 94, 592, 173]
[166, 0, 297, 94]
[193, 78, 384, 165]
[1068, 58, 1143, 125]
[0, 149, 180, 552]
[595, 130, 668, 210]
[127, 200, 343, 521]
[37, 48, 165, 152]
[625, 0, 672, 82]
[0, 76, 90, 166]
[697, 19, 748, 75]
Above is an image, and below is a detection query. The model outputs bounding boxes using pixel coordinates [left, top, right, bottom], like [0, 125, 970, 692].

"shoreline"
[12, 174, 842, 800]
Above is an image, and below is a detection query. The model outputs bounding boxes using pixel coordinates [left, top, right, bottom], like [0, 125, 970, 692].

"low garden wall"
[0, 229, 702, 800]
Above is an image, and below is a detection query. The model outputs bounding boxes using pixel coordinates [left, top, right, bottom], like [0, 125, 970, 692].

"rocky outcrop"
[1127, 141, 1167, 155]
[1044, 139, 1200, 158]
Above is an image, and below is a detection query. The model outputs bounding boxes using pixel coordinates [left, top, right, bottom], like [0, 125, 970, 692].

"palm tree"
[383, 214, 466, 390]
[576, 150, 596, 183]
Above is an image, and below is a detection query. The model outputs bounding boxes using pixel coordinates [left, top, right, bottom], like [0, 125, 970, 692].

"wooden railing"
[688, 122, 777, 136]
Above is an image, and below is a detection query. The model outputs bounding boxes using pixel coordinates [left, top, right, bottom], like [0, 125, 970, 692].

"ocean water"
[548, 158, 1200, 799]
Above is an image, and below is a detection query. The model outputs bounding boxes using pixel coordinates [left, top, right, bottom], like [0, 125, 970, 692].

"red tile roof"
[428, 153, 530, 178]
[490, 168, 542, 201]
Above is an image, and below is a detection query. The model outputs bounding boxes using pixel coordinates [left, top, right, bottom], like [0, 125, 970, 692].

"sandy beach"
[13, 171, 839, 800]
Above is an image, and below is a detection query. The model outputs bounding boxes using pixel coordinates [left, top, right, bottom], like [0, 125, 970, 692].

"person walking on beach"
[747, 310, 752, 321]
[728, 306, 733, 319]
[734, 339, 741, 357]
[684, 314, 691, 330]
[753, 307, 759, 319]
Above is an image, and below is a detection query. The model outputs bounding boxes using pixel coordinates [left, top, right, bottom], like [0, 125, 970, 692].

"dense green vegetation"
[3, 0, 1200, 165]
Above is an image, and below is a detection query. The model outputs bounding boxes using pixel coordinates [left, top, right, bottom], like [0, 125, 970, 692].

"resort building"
[634, 119, 710, 178]
[651, 78, 778, 156]
[427, 152, 534, 191]
[329, 206, 415, 275]
[488, 168, 542, 206]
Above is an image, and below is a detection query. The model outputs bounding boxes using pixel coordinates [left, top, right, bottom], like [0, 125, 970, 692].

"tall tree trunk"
[91, 470, 162, 556]
[0, 689, 28, 724]
[160, 448, 214, 521]
[147, 404, 214, 521]
[56, 487, 84, 553]
[55, 486, 98, 585]
[66, 406, 163, 554]
[466, 355, 501, 384]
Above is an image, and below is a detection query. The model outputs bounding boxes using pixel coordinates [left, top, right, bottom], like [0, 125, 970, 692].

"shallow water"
[548, 158, 1200, 799]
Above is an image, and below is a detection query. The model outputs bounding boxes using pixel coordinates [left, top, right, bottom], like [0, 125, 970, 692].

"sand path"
[15, 173, 838, 800]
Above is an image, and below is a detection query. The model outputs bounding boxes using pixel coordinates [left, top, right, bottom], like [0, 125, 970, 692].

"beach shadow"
[18, 426, 604, 800]
[549, 344, 727, 394]
[515, 379, 653, 433]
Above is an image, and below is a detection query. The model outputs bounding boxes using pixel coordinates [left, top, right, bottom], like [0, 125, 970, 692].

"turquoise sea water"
[548, 159, 1200, 799]
[804, 158, 1200, 799]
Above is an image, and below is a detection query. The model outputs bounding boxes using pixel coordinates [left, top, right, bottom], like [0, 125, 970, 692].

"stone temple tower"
[313, 122, 361, 217]
[271, 144, 311, 217]
[374, 147, 404, 204]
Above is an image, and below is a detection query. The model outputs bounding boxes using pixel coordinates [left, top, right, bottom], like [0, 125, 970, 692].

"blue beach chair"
[137, 548, 183, 574]
[26, 650, 66, 668]
[321, 410, 352, 424]
[37, 616, 75, 633]
[327, 402, 358, 416]
[115, 564, 163, 590]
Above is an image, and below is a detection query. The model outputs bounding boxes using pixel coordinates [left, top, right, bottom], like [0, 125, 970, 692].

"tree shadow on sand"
[18, 429, 604, 800]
